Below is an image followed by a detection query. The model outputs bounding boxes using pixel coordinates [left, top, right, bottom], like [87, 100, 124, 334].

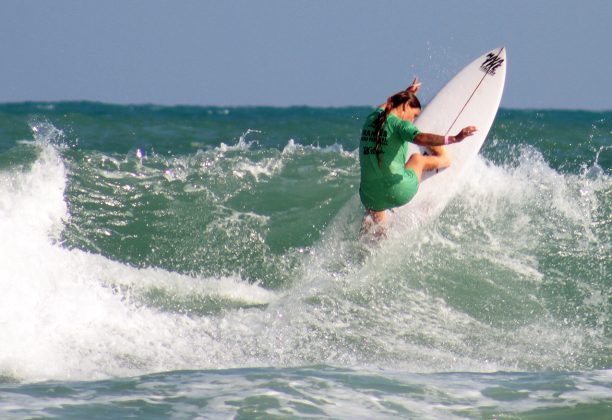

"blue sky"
[1, 0, 610, 109]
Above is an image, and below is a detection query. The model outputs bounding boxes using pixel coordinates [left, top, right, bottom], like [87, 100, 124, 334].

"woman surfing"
[359, 78, 477, 235]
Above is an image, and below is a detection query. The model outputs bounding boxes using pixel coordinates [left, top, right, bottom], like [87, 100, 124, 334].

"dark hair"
[374, 89, 421, 167]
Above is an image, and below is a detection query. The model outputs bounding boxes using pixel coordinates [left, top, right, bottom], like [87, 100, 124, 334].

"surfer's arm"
[413, 133, 449, 147]
[413, 126, 477, 146]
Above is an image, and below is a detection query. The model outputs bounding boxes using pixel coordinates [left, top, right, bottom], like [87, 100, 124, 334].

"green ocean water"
[0, 102, 610, 418]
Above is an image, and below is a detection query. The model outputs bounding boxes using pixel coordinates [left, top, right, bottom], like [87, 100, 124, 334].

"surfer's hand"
[455, 126, 477, 142]
[407, 77, 421, 94]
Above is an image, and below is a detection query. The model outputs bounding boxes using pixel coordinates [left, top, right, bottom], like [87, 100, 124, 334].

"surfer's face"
[399, 104, 421, 122]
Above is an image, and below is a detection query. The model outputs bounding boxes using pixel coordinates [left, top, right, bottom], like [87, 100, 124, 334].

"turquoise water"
[0, 102, 610, 418]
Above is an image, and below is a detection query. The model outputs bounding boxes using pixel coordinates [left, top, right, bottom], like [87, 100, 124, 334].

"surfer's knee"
[405, 154, 425, 180]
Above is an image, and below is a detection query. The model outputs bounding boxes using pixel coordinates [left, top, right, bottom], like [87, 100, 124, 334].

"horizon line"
[0, 99, 610, 113]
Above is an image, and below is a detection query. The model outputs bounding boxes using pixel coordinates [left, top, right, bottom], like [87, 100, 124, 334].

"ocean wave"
[1, 115, 609, 382]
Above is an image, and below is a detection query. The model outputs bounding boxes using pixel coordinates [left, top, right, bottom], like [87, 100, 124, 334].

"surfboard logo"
[480, 53, 504, 75]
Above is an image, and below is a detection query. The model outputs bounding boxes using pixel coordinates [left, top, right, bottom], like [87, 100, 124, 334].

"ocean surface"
[0, 102, 610, 418]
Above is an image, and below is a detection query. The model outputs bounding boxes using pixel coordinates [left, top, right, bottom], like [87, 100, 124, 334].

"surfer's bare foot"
[360, 220, 387, 239]
[360, 210, 388, 239]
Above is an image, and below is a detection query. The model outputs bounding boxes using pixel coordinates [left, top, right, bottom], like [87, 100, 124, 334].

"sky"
[1, 0, 610, 110]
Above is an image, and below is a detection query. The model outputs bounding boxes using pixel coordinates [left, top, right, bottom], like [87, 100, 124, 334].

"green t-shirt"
[359, 108, 420, 183]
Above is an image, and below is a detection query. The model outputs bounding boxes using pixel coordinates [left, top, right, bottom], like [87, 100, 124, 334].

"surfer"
[359, 78, 477, 234]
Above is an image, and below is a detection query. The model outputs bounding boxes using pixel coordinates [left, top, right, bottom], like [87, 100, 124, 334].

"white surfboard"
[395, 47, 507, 226]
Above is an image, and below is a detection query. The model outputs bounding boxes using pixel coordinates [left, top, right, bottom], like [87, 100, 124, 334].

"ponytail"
[373, 102, 392, 168]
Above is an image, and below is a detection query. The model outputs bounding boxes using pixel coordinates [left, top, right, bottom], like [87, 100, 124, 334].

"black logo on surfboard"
[480, 53, 504, 75]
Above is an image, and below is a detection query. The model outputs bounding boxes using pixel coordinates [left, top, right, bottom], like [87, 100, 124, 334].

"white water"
[0, 133, 278, 382]
[0, 127, 609, 383]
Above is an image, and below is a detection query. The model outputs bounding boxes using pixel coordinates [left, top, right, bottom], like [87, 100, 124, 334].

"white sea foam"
[0, 128, 279, 382]
[295, 144, 609, 373]
[1, 123, 608, 382]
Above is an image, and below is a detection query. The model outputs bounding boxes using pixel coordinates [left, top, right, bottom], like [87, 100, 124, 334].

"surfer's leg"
[362, 209, 387, 225]
[405, 151, 451, 181]
[428, 146, 451, 167]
